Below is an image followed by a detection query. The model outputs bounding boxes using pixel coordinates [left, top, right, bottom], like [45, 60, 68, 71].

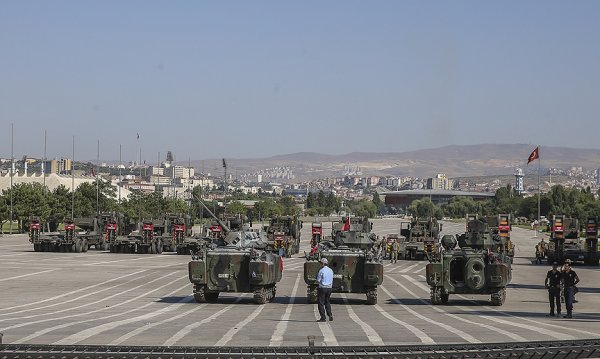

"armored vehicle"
[426, 214, 512, 306]
[188, 202, 282, 304]
[304, 216, 383, 305]
[72, 212, 124, 251]
[266, 215, 302, 257]
[584, 218, 599, 265]
[399, 217, 441, 260]
[547, 215, 583, 264]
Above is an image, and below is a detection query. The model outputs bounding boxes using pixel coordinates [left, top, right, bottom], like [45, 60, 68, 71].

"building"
[515, 168, 524, 194]
[427, 173, 450, 190]
[383, 189, 495, 211]
[165, 165, 194, 179]
[43, 158, 72, 174]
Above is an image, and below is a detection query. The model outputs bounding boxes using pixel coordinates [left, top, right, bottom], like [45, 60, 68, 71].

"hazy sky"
[1, 1, 599, 162]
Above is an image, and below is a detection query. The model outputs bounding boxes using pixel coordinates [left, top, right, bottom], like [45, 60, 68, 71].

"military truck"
[266, 216, 302, 258]
[72, 212, 125, 251]
[310, 222, 323, 248]
[29, 216, 90, 253]
[188, 201, 282, 304]
[547, 215, 584, 264]
[584, 218, 599, 265]
[426, 214, 512, 306]
[304, 216, 383, 305]
[399, 217, 441, 260]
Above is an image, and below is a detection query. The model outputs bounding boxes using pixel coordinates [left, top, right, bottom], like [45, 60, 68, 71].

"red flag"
[279, 256, 283, 272]
[527, 146, 539, 165]
[341, 217, 350, 231]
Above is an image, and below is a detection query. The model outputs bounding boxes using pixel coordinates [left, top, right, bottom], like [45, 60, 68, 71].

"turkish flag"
[341, 217, 351, 231]
[527, 146, 539, 165]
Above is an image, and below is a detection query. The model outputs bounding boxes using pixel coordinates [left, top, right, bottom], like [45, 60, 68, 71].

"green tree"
[227, 200, 248, 217]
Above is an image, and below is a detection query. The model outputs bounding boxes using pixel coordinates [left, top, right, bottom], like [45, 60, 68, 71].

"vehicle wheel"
[170, 243, 177, 252]
[82, 239, 89, 252]
[366, 288, 377, 305]
[100, 240, 109, 251]
[74, 238, 82, 253]
[193, 285, 206, 303]
[156, 240, 163, 254]
[253, 287, 268, 304]
[269, 286, 277, 302]
[33, 244, 39, 252]
[430, 287, 443, 305]
[441, 292, 449, 304]
[491, 288, 506, 306]
[205, 291, 219, 303]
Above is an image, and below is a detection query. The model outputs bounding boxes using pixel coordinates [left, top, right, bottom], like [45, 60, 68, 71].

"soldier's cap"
[320, 258, 328, 265]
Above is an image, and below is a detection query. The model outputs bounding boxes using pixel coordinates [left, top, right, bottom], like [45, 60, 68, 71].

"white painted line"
[0, 269, 147, 314]
[0, 269, 58, 282]
[0, 253, 30, 258]
[374, 303, 435, 344]
[6, 272, 185, 339]
[0, 272, 152, 322]
[84, 255, 168, 266]
[110, 304, 207, 345]
[342, 295, 384, 346]
[400, 263, 420, 273]
[163, 299, 242, 346]
[269, 274, 301, 346]
[313, 304, 338, 346]
[215, 303, 266, 346]
[55, 294, 195, 344]
[413, 267, 425, 274]
[381, 278, 480, 344]
[397, 275, 526, 341]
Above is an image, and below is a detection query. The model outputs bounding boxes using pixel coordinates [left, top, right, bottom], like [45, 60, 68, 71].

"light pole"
[9, 123, 14, 234]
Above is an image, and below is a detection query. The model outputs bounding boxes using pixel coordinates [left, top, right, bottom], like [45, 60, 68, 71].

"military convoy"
[426, 214, 513, 306]
[546, 215, 583, 264]
[399, 217, 441, 260]
[584, 218, 599, 265]
[304, 217, 383, 305]
[266, 216, 302, 258]
[188, 202, 282, 304]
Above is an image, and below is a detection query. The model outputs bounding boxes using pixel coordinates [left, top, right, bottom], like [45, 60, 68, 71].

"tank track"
[2, 340, 600, 358]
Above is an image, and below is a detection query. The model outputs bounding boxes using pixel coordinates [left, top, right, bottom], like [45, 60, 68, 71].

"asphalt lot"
[0, 218, 599, 347]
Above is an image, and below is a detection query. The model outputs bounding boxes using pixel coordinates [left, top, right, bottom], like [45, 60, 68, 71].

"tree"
[279, 196, 300, 216]
[407, 199, 438, 219]
[227, 200, 248, 217]
[306, 192, 316, 209]
[2, 183, 50, 232]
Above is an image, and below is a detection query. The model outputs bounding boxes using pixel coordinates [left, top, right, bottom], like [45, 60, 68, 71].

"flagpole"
[537, 145, 541, 229]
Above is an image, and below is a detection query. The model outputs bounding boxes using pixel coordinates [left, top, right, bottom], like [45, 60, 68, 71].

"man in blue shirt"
[316, 257, 334, 322]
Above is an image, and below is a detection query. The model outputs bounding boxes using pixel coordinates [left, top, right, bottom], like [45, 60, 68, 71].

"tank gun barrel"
[197, 199, 231, 234]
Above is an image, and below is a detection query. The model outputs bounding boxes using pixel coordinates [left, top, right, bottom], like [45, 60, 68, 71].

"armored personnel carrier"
[304, 216, 383, 305]
[399, 217, 441, 260]
[266, 215, 302, 257]
[426, 214, 512, 306]
[188, 202, 282, 304]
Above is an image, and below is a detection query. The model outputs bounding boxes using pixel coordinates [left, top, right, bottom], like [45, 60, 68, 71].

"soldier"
[381, 236, 387, 259]
[561, 259, 580, 318]
[316, 257, 334, 322]
[391, 239, 400, 263]
[544, 262, 562, 317]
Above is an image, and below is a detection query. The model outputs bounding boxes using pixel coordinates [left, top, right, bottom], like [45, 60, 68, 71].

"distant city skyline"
[2, 1, 600, 161]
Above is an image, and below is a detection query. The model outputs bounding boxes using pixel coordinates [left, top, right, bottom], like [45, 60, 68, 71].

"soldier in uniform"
[390, 238, 400, 263]
[561, 259, 580, 318]
[544, 262, 562, 317]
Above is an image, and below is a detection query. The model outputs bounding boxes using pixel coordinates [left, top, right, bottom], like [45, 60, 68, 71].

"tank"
[399, 217, 441, 260]
[426, 214, 512, 306]
[188, 201, 283, 304]
[304, 217, 383, 305]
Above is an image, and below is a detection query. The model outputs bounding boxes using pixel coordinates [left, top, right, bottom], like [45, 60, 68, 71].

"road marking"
[6, 272, 185, 338]
[215, 303, 266, 346]
[0, 269, 147, 314]
[0, 272, 151, 322]
[163, 298, 243, 346]
[397, 275, 527, 341]
[342, 295, 384, 346]
[55, 293, 194, 344]
[400, 263, 420, 273]
[373, 303, 435, 344]
[0, 269, 58, 282]
[412, 267, 425, 274]
[0, 252, 30, 258]
[269, 274, 301, 346]
[84, 255, 168, 266]
[381, 279, 481, 343]
[313, 305, 338, 346]
[110, 304, 207, 345]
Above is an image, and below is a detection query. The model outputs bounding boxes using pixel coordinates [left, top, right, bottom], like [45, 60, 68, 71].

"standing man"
[562, 259, 580, 318]
[391, 239, 400, 263]
[544, 262, 562, 317]
[316, 257, 334, 322]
